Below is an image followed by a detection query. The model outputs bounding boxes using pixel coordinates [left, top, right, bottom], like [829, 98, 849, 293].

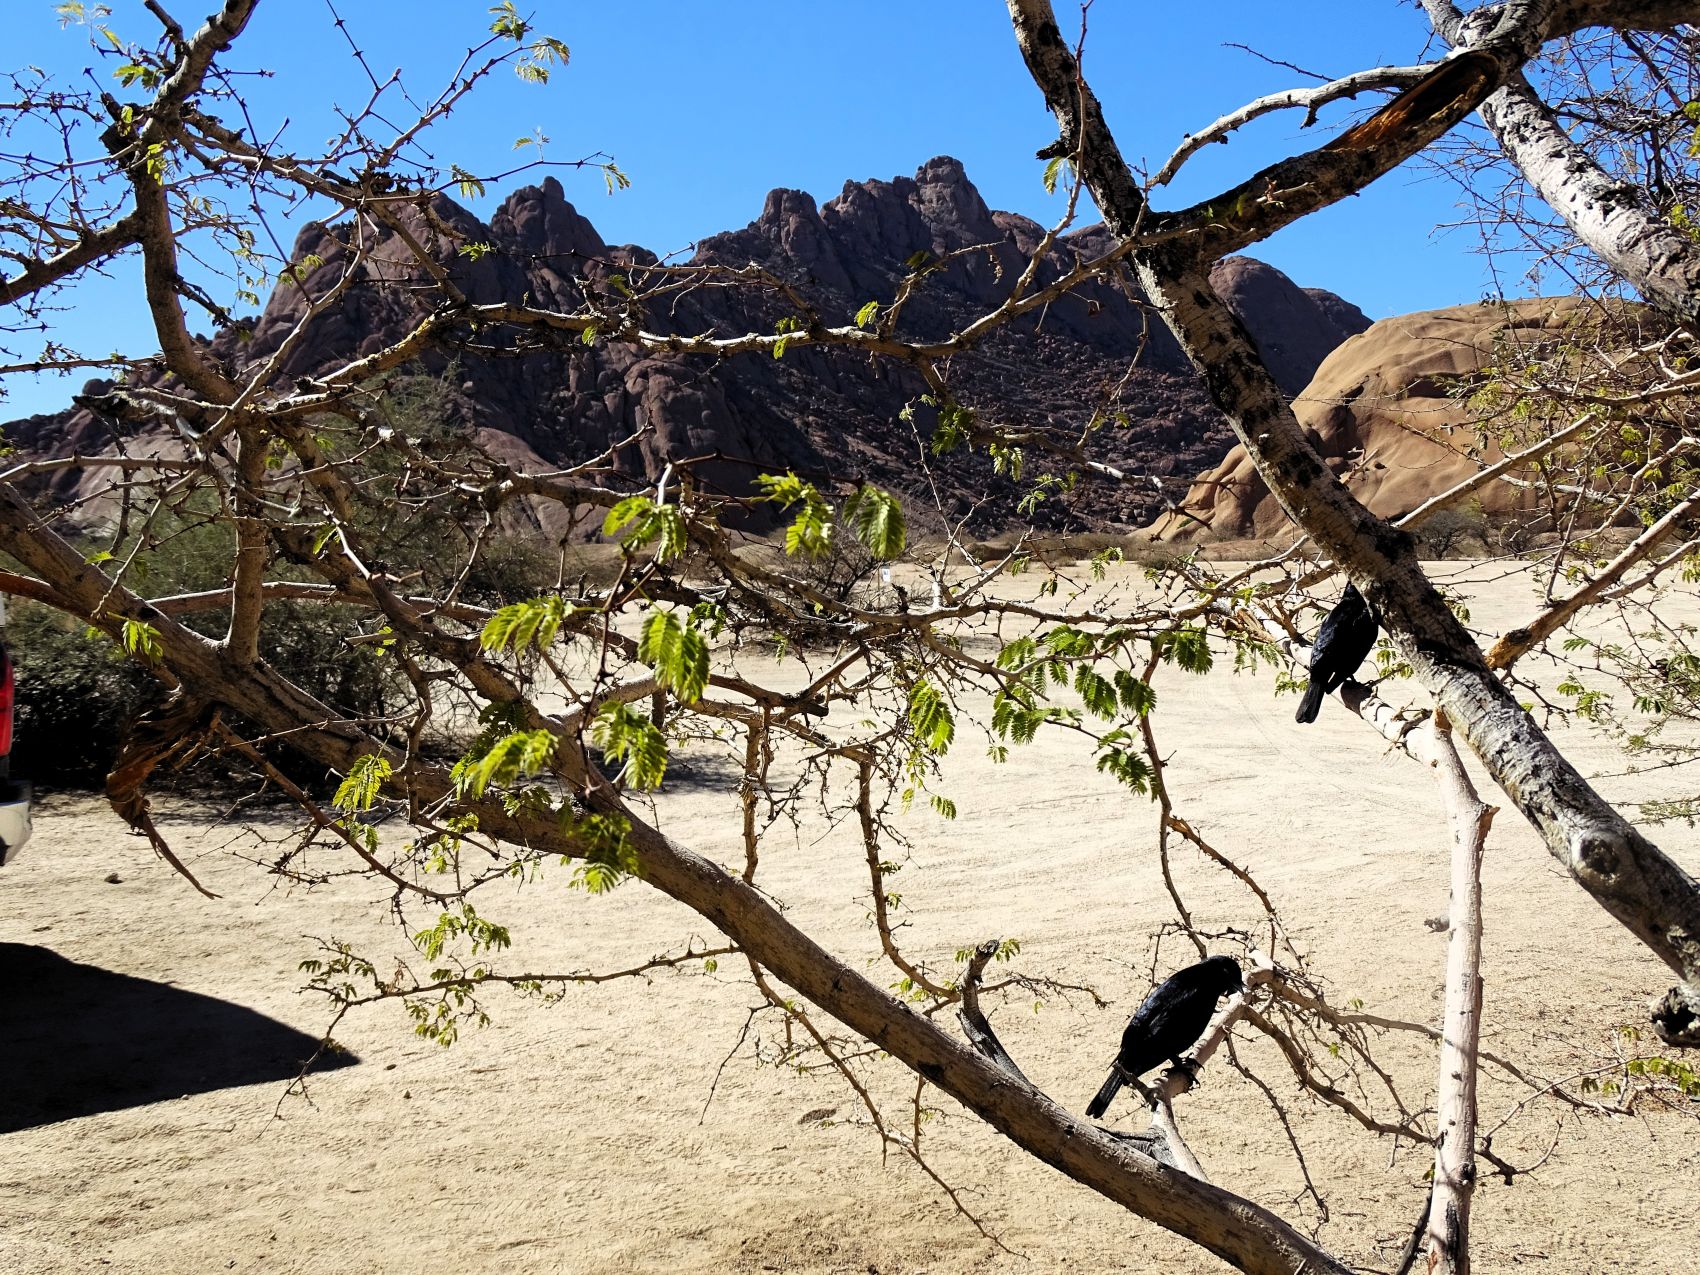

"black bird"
[1086, 955, 1244, 1119]
[1294, 583, 1380, 724]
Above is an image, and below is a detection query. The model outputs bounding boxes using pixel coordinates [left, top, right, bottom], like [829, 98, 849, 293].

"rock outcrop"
[8, 158, 1368, 532]
[1146, 299, 1602, 543]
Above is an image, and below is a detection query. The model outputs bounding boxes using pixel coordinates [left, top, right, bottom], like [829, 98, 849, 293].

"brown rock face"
[1147, 299, 1594, 543]
[9, 159, 1367, 531]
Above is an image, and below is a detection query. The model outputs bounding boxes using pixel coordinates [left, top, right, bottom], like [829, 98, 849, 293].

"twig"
[957, 939, 1035, 1087]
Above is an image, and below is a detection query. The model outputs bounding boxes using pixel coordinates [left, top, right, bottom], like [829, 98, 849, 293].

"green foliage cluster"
[755, 472, 908, 564]
[986, 622, 1186, 795]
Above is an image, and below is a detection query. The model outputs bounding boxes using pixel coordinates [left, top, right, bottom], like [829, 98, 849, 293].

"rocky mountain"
[7, 157, 1369, 533]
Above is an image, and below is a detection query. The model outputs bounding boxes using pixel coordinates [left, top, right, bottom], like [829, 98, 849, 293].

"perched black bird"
[1294, 583, 1380, 724]
[1086, 955, 1243, 1119]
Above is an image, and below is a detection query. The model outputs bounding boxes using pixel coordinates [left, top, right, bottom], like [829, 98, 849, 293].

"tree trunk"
[1421, 712, 1494, 1275]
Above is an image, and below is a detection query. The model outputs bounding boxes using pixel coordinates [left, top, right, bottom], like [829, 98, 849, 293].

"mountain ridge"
[7, 157, 1369, 533]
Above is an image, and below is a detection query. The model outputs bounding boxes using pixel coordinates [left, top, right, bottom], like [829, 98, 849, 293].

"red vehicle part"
[0, 631, 27, 863]
[0, 642, 13, 768]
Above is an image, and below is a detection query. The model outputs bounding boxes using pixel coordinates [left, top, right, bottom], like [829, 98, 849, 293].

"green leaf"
[481, 597, 569, 653]
[592, 701, 669, 789]
[489, 1, 527, 39]
[1155, 625, 1213, 674]
[854, 300, 880, 328]
[1115, 671, 1157, 716]
[785, 502, 832, 557]
[843, 486, 906, 559]
[1074, 666, 1118, 719]
[602, 495, 686, 560]
[995, 636, 1037, 671]
[908, 680, 954, 755]
[1096, 747, 1153, 794]
[453, 728, 558, 799]
[638, 608, 709, 704]
[773, 314, 802, 359]
[756, 473, 834, 558]
[563, 811, 638, 893]
[989, 443, 1024, 481]
[413, 904, 511, 963]
[120, 619, 162, 662]
[452, 166, 486, 200]
[114, 62, 159, 89]
[929, 402, 975, 456]
[333, 755, 393, 813]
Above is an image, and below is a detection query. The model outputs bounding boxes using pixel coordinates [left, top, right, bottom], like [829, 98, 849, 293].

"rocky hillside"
[8, 157, 1369, 532]
[1143, 299, 1599, 544]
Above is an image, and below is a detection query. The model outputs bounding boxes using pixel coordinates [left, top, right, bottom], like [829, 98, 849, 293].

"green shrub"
[10, 602, 161, 785]
[7, 595, 400, 790]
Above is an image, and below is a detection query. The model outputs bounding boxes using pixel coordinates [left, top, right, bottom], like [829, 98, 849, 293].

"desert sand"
[1, 560, 1696, 1274]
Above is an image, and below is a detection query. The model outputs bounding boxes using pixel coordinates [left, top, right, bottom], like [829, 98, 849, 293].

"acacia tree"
[3, 3, 1700, 1273]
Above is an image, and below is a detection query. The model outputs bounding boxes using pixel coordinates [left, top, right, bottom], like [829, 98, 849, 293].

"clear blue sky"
[4, 1, 1532, 419]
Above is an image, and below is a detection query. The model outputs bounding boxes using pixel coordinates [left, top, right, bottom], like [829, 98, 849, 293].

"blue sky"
[4, 1, 1531, 418]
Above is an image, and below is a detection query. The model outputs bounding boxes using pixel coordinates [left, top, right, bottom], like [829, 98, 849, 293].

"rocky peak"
[491, 175, 609, 260]
[1209, 256, 1373, 395]
[752, 188, 852, 292]
[909, 155, 1000, 250]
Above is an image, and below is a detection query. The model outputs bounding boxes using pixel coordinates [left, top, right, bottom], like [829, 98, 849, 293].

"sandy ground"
[1, 561, 1697, 1274]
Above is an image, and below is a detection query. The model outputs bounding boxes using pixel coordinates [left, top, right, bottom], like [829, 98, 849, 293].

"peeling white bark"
[1425, 2, 1700, 329]
[1421, 713, 1496, 1275]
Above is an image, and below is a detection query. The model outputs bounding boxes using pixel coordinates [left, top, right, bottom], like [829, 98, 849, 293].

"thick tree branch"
[225, 424, 267, 664]
[1424, 3, 1700, 330]
[1006, 0, 1700, 1041]
[0, 210, 143, 307]
[623, 848, 1350, 1275]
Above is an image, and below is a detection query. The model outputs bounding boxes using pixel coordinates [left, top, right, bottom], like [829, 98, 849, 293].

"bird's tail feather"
[1086, 1070, 1123, 1119]
[1294, 680, 1324, 724]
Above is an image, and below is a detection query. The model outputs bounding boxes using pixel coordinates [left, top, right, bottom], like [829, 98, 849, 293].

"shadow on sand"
[0, 943, 358, 1133]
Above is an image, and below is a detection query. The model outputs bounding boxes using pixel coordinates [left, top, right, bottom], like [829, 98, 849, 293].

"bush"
[7, 529, 549, 791]
[1416, 503, 1491, 558]
[4, 372, 558, 789]
[7, 595, 400, 790]
[10, 602, 161, 785]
